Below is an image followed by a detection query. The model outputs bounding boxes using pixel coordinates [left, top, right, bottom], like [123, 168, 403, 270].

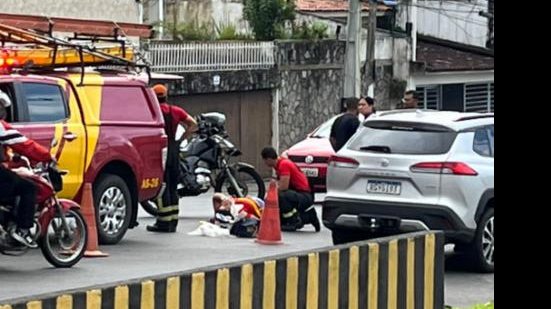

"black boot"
[146, 221, 176, 233]
[309, 209, 321, 232]
[301, 208, 321, 232]
[281, 213, 303, 232]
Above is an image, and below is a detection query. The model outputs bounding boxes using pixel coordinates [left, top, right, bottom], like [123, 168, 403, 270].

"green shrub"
[243, 0, 296, 40]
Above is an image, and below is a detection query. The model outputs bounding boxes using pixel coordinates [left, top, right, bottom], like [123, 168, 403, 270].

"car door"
[15, 79, 86, 199]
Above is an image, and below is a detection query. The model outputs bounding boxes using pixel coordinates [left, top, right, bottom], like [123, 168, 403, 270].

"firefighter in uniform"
[147, 84, 198, 233]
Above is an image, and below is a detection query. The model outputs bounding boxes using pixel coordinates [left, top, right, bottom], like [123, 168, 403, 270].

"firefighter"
[147, 84, 198, 233]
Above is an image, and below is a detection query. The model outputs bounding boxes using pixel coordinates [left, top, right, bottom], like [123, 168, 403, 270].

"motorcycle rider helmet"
[0, 90, 11, 108]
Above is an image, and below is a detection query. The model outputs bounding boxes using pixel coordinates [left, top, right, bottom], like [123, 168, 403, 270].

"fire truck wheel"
[93, 174, 133, 245]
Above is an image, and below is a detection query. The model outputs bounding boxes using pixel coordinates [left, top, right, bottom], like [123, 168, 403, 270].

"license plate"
[367, 180, 402, 195]
[301, 167, 319, 177]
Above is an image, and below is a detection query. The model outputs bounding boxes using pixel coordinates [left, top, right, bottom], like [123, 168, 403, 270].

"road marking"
[240, 264, 253, 309]
[368, 243, 379, 309]
[114, 285, 129, 309]
[263, 260, 276, 309]
[328, 249, 340, 309]
[216, 268, 230, 309]
[167, 276, 180, 309]
[425, 234, 435, 309]
[56, 295, 72, 309]
[286, 257, 298, 309]
[407, 238, 415, 309]
[140, 281, 154, 309]
[349, 246, 359, 309]
[388, 240, 398, 309]
[86, 290, 102, 309]
[306, 253, 319, 309]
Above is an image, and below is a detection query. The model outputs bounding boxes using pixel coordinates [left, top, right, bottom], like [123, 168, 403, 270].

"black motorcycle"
[141, 112, 266, 216]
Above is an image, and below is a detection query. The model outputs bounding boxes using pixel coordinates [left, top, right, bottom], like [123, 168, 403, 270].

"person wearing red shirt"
[0, 90, 53, 248]
[147, 84, 198, 233]
[261, 146, 320, 232]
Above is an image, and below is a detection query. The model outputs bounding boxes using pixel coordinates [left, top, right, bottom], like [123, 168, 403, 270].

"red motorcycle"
[0, 156, 88, 268]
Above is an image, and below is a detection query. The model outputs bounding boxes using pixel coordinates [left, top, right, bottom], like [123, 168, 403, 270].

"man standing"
[261, 147, 320, 232]
[147, 84, 198, 233]
[399, 90, 420, 109]
[330, 97, 360, 152]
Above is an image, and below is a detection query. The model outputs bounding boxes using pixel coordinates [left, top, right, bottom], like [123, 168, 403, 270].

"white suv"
[323, 110, 494, 272]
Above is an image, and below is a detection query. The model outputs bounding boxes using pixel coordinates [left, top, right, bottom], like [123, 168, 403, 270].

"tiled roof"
[296, 0, 390, 12]
[416, 38, 494, 72]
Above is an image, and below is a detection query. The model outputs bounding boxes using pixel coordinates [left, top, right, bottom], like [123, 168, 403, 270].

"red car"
[282, 115, 340, 193]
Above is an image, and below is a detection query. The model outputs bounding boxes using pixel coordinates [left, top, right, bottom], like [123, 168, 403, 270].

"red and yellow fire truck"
[0, 21, 167, 244]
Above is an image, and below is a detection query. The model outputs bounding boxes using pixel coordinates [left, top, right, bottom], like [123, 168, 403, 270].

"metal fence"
[147, 41, 276, 73]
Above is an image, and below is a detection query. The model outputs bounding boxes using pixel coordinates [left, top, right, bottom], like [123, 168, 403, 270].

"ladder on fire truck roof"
[0, 21, 151, 84]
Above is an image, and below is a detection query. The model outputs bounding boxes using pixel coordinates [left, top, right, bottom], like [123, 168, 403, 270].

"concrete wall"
[165, 69, 278, 95]
[1, 232, 445, 309]
[396, 0, 489, 48]
[276, 40, 346, 152]
[145, 0, 250, 38]
[0, 0, 140, 23]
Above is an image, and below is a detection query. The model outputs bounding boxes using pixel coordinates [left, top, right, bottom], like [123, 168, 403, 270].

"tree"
[243, 0, 296, 40]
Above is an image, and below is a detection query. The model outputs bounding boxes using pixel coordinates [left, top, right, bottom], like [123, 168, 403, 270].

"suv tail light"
[328, 155, 359, 168]
[410, 162, 478, 176]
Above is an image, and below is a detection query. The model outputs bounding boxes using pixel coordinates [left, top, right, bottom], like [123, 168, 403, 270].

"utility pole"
[479, 0, 494, 49]
[344, 0, 362, 98]
[365, 0, 377, 97]
[172, 0, 180, 40]
[158, 0, 164, 39]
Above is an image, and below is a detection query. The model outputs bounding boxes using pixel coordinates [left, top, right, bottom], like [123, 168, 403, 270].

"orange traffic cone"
[255, 180, 283, 245]
[81, 183, 109, 257]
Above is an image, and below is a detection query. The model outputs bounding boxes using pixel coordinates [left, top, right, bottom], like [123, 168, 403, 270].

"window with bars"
[416, 86, 441, 110]
[465, 82, 494, 112]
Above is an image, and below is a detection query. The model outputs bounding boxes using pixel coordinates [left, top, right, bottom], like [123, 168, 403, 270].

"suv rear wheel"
[94, 174, 133, 245]
[467, 207, 494, 273]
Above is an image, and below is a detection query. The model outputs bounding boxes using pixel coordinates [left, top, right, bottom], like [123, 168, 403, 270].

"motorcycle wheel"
[40, 208, 88, 268]
[215, 165, 266, 199]
[140, 200, 159, 217]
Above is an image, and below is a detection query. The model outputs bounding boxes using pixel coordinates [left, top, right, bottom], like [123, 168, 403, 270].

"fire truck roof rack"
[0, 19, 151, 85]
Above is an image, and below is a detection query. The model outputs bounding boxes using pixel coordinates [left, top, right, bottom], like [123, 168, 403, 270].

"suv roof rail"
[455, 113, 494, 122]
[377, 109, 435, 117]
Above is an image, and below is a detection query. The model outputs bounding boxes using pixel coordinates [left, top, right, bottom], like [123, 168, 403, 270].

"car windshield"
[309, 115, 340, 138]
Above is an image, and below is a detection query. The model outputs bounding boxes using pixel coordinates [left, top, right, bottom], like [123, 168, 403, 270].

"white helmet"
[0, 91, 11, 108]
[251, 196, 265, 209]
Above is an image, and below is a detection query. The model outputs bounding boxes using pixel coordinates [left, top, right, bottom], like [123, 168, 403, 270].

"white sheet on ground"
[187, 221, 231, 237]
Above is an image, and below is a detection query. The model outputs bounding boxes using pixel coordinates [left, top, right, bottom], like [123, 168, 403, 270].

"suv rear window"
[349, 121, 457, 155]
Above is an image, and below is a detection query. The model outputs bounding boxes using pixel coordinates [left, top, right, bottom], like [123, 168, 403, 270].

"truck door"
[16, 80, 86, 199]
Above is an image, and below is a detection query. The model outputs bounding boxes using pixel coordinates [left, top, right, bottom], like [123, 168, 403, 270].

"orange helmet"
[152, 84, 168, 98]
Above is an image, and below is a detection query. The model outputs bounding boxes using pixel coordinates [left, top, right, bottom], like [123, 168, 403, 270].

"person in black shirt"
[330, 97, 360, 152]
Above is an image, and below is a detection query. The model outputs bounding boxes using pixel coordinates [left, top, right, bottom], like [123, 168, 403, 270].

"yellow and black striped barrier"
[1, 231, 444, 309]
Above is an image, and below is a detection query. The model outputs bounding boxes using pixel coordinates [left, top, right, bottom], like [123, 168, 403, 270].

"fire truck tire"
[93, 174, 133, 245]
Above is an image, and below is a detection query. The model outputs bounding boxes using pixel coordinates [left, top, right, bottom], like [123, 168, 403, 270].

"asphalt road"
[0, 193, 493, 307]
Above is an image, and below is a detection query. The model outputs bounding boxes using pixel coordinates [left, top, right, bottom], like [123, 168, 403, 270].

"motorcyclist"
[0, 90, 53, 248]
